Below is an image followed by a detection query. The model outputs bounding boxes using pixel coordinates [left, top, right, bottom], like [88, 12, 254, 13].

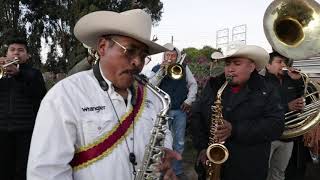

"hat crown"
[73, 9, 167, 54]
[119, 9, 152, 40]
[218, 45, 269, 71]
[211, 51, 224, 59]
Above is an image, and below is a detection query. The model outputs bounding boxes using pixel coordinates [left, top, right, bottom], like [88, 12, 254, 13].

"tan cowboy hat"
[217, 45, 269, 71]
[162, 43, 181, 61]
[211, 51, 224, 59]
[74, 9, 167, 55]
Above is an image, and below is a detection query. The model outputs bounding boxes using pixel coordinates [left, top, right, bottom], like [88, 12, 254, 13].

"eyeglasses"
[111, 39, 149, 61]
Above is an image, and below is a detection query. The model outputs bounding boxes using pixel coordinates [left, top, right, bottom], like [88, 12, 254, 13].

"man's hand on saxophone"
[159, 148, 182, 180]
[195, 119, 232, 168]
[196, 149, 208, 166]
[215, 119, 232, 142]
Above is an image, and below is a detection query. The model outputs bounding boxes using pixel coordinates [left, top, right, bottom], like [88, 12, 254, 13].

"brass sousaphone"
[264, 0, 320, 139]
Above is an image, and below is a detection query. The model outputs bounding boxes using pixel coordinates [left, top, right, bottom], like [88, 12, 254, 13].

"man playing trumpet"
[0, 37, 47, 180]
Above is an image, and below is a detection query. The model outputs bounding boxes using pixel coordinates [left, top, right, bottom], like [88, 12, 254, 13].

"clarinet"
[134, 74, 171, 180]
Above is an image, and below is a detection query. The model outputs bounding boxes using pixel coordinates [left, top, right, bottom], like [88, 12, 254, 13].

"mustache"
[121, 69, 140, 75]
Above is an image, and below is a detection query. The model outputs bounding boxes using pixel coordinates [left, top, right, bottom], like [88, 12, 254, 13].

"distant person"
[0, 37, 47, 180]
[149, 43, 198, 180]
[262, 51, 305, 180]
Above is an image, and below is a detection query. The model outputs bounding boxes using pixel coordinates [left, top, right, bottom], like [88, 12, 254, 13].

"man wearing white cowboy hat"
[27, 9, 180, 180]
[209, 51, 225, 77]
[190, 45, 285, 180]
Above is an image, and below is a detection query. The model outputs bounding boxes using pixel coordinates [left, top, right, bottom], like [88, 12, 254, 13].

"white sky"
[142, 0, 320, 73]
[152, 0, 276, 50]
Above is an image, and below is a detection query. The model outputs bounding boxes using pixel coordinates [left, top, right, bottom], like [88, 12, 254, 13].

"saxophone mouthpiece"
[134, 74, 148, 85]
[226, 75, 233, 82]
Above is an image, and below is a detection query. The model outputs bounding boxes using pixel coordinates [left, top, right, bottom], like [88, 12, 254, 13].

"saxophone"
[134, 74, 171, 180]
[206, 76, 232, 180]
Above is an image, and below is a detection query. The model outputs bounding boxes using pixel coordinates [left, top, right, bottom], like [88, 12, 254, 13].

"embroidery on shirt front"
[81, 106, 106, 113]
[71, 83, 147, 171]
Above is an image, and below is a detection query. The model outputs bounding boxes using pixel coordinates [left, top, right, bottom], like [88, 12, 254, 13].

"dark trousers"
[285, 138, 310, 180]
[194, 151, 206, 180]
[0, 131, 32, 180]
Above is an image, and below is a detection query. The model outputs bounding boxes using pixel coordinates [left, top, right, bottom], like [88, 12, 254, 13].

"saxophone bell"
[206, 143, 229, 164]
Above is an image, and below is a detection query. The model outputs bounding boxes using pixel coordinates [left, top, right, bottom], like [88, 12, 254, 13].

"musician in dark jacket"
[262, 51, 305, 180]
[0, 37, 47, 180]
[190, 45, 285, 180]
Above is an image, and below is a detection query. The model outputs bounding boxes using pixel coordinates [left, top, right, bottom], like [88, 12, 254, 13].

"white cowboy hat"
[162, 43, 181, 61]
[74, 9, 167, 55]
[216, 45, 269, 71]
[211, 51, 224, 59]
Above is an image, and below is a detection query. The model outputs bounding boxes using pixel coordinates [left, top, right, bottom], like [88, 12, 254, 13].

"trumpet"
[0, 57, 20, 79]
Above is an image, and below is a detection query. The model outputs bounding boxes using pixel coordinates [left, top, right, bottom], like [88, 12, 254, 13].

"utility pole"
[171, 36, 174, 44]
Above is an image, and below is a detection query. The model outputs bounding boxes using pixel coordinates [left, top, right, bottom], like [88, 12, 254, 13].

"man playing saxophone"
[190, 45, 285, 180]
[27, 9, 180, 180]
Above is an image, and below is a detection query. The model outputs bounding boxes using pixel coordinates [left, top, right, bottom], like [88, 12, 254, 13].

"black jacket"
[190, 71, 285, 180]
[264, 70, 304, 143]
[0, 63, 47, 131]
[263, 69, 304, 113]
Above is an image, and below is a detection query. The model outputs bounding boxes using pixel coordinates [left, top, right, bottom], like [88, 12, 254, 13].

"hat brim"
[216, 45, 269, 71]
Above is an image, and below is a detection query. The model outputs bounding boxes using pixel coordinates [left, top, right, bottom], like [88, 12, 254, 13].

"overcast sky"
[142, 0, 320, 72]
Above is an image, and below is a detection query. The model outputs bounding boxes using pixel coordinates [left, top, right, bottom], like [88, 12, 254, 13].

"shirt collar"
[99, 63, 113, 93]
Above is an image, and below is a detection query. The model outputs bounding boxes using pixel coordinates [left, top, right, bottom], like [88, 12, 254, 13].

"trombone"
[0, 57, 20, 79]
[161, 53, 186, 80]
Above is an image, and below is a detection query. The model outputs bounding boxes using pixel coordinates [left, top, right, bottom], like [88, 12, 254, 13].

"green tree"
[183, 46, 221, 89]
[0, 0, 164, 72]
